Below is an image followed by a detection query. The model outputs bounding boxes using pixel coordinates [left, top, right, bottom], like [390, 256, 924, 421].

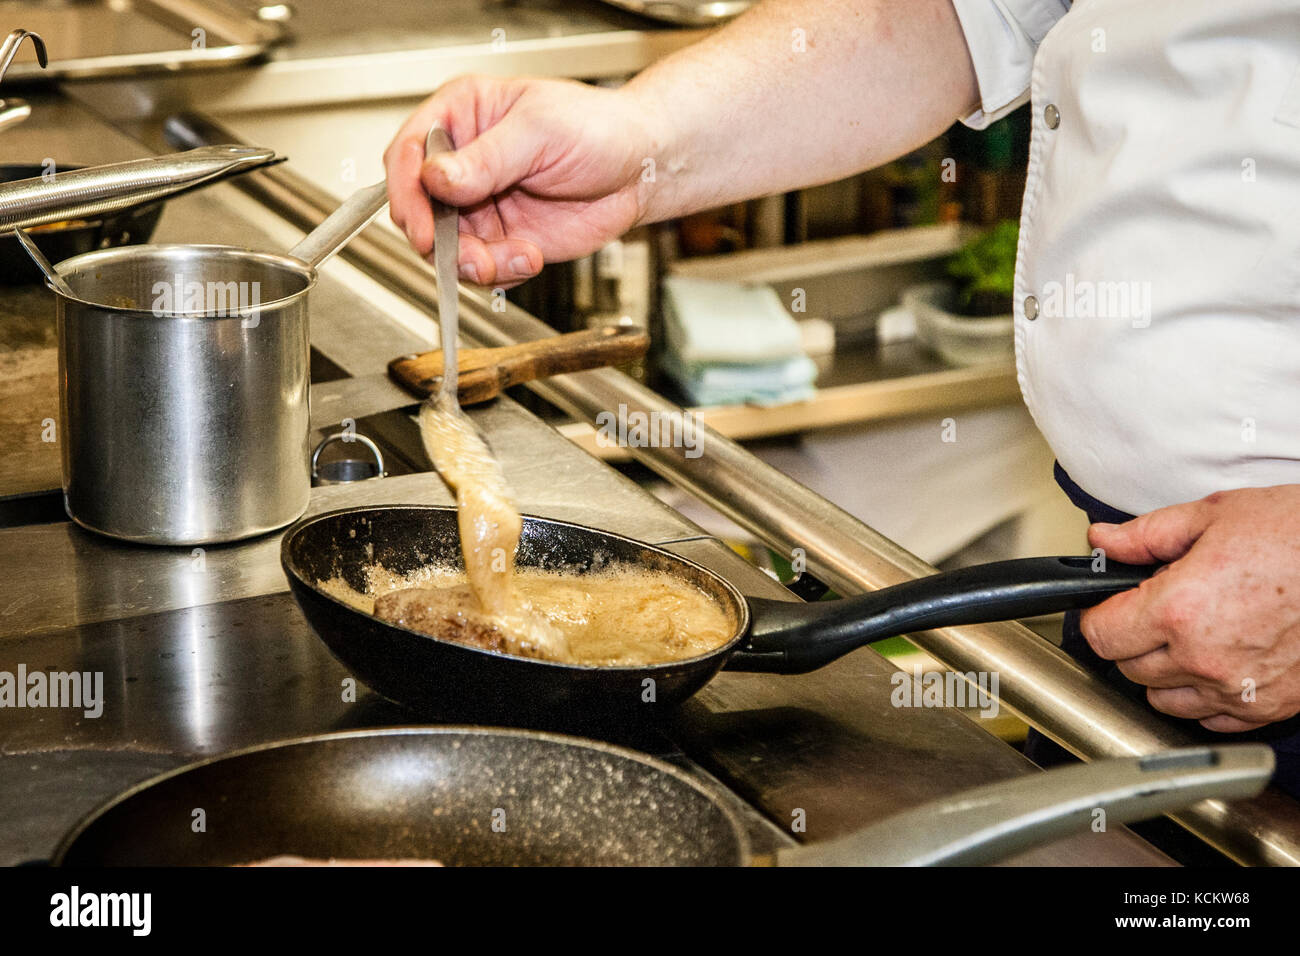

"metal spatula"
[417, 125, 499, 466]
[425, 126, 463, 416]
[416, 126, 506, 481]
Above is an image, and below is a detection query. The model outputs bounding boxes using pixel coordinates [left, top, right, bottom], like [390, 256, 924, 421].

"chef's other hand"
[1080, 485, 1300, 732]
[383, 75, 665, 289]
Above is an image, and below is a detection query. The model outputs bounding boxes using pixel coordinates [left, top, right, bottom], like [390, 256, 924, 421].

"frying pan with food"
[52, 728, 1273, 867]
[281, 506, 1156, 715]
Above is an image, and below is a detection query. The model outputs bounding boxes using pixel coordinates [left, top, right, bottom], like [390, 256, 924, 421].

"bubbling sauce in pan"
[319, 564, 736, 667]
[404, 403, 733, 666]
[417, 402, 577, 657]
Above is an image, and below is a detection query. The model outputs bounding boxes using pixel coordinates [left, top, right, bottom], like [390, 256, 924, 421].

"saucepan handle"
[287, 180, 389, 270]
[728, 556, 1157, 674]
[776, 744, 1274, 867]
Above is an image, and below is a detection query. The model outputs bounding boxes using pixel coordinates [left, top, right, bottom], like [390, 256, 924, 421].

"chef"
[384, 0, 1300, 798]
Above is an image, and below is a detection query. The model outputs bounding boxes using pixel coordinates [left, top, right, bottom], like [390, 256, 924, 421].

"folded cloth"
[660, 348, 817, 407]
[661, 276, 806, 364]
[660, 275, 817, 405]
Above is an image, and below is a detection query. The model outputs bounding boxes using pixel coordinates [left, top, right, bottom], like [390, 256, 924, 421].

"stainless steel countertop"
[0, 95, 1173, 866]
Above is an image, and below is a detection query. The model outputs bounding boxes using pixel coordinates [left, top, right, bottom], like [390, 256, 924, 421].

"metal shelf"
[0, 0, 281, 81]
[559, 346, 1019, 460]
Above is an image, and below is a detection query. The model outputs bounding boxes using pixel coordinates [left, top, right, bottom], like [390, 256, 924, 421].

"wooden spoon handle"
[387, 325, 650, 405]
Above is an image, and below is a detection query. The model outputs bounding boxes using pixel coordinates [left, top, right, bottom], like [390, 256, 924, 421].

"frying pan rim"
[50, 725, 754, 866]
[280, 503, 754, 674]
[50, 242, 318, 317]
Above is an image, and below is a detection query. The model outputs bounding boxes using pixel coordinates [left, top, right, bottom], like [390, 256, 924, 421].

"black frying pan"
[55, 728, 751, 866]
[281, 506, 1155, 716]
[52, 728, 1273, 867]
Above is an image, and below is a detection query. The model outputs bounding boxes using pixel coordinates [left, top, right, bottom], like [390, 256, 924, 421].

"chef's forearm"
[624, 0, 979, 224]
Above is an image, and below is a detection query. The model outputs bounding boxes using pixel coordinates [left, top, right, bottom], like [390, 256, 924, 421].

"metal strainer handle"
[310, 432, 386, 480]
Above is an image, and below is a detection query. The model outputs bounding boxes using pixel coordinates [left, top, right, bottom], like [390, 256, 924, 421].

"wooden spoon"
[388, 324, 649, 405]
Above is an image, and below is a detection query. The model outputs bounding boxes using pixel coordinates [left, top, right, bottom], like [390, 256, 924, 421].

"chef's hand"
[383, 75, 665, 289]
[1081, 485, 1300, 732]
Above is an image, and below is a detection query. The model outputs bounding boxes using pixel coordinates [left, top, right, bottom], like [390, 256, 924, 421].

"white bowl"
[903, 281, 1013, 367]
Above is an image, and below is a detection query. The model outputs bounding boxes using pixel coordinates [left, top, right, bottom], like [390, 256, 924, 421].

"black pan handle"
[726, 556, 1157, 674]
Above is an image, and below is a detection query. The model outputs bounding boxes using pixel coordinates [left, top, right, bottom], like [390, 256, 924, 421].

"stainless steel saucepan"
[45, 181, 387, 545]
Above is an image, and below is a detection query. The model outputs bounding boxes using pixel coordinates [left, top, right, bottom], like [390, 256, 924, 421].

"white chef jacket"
[951, 0, 1300, 515]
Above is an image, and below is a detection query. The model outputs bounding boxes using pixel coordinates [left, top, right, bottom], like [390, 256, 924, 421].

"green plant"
[946, 220, 1019, 317]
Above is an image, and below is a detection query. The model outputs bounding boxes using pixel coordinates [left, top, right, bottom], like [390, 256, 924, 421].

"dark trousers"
[1023, 464, 1300, 800]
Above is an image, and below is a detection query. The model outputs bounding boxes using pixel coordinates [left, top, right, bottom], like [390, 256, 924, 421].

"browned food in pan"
[330, 565, 735, 667]
[374, 585, 557, 660]
[28, 219, 92, 233]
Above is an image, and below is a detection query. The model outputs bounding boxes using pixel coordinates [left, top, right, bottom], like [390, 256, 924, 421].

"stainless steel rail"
[165, 114, 1300, 865]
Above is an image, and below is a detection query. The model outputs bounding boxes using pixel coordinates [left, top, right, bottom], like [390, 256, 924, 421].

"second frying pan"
[281, 506, 1155, 715]
[52, 727, 1274, 867]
